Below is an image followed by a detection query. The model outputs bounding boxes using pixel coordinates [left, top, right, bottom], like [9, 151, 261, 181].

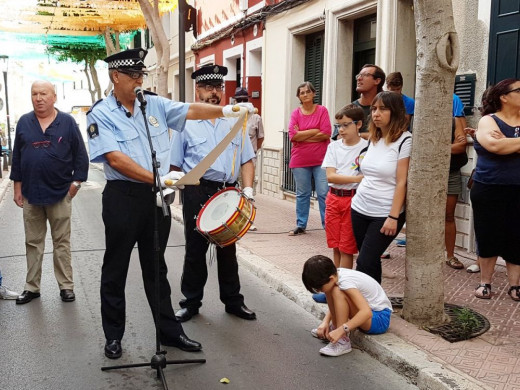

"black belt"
[330, 187, 356, 197]
[106, 180, 154, 200]
[198, 178, 237, 189]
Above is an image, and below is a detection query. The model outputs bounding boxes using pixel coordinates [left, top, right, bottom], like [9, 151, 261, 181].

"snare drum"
[196, 187, 256, 247]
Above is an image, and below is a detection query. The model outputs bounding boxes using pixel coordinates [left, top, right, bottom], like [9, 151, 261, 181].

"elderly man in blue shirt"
[170, 64, 256, 323]
[10, 80, 89, 305]
[87, 49, 252, 360]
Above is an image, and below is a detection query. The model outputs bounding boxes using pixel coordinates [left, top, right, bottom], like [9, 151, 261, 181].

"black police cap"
[104, 48, 148, 71]
[192, 64, 228, 85]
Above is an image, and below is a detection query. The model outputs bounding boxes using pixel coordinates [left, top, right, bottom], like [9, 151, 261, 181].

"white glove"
[159, 171, 185, 189]
[156, 188, 175, 207]
[222, 103, 255, 117]
[242, 186, 254, 201]
[236, 102, 255, 114]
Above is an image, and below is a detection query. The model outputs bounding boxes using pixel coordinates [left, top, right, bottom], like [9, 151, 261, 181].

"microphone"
[134, 87, 147, 106]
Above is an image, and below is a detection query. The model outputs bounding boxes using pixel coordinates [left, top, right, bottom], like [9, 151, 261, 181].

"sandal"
[507, 286, 520, 302]
[475, 283, 492, 299]
[466, 264, 480, 273]
[289, 227, 306, 236]
[446, 256, 464, 269]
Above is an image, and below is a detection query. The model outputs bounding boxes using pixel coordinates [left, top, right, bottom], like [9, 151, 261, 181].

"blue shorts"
[366, 308, 392, 334]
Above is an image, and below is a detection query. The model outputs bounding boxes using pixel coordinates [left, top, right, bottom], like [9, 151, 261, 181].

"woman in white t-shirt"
[351, 91, 412, 284]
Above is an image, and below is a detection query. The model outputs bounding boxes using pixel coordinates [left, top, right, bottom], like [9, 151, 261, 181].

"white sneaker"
[0, 285, 20, 300]
[319, 337, 352, 356]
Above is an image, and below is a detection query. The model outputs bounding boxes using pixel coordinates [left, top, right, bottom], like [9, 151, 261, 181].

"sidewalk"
[170, 192, 519, 390]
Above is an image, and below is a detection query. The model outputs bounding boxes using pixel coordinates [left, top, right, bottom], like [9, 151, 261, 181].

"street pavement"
[2, 163, 519, 389]
[0, 167, 417, 390]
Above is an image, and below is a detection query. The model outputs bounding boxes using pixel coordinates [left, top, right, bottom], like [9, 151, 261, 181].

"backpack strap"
[398, 136, 411, 153]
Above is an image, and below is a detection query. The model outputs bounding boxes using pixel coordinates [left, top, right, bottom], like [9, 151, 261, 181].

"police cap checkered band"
[192, 64, 228, 84]
[104, 48, 148, 70]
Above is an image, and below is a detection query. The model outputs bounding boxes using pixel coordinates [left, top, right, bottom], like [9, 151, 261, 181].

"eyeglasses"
[199, 84, 223, 92]
[506, 87, 520, 95]
[235, 98, 248, 103]
[32, 140, 51, 148]
[356, 72, 376, 79]
[334, 121, 358, 131]
[118, 70, 148, 79]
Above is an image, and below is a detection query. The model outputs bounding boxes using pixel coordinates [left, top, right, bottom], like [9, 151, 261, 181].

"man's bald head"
[31, 80, 57, 118]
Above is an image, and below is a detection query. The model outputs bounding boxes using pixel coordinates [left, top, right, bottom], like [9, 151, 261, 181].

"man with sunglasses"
[10, 80, 89, 305]
[170, 64, 257, 323]
[87, 49, 252, 359]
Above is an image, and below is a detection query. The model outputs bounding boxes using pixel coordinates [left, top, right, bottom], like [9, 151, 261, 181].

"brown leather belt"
[330, 187, 356, 197]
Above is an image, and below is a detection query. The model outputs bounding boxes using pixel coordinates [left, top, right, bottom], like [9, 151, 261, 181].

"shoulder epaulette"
[144, 90, 158, 96]
[87, 99, 104, 115]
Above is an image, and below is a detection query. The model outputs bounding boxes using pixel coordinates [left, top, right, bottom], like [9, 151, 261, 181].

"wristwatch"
[72, 181, 82, 189]
[343, 324, 350, 336]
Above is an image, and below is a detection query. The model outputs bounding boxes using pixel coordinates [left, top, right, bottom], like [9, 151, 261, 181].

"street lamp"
[0, 55, 11, 166]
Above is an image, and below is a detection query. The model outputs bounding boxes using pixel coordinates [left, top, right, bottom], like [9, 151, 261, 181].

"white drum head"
[199, 189, 241, 232]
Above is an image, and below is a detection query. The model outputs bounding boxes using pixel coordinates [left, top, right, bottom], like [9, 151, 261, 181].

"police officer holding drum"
[87, 49, 252, 360]
[170, 64, 257, 323]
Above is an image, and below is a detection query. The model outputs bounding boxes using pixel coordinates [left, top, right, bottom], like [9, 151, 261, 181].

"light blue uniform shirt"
[170, 118, 255, 183]
[87, 93, 189, 181]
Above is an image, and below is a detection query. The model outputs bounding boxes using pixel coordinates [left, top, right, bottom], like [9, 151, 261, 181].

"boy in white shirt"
[322, 104, 368, 269]
[302, 255, 393, 357]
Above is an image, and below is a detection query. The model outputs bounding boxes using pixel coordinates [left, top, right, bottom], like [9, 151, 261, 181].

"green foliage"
[453, 307, 480, 340]
[45, 39, 106, 64]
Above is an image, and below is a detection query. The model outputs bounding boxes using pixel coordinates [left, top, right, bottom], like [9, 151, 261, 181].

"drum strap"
[231, 112, 249, 178]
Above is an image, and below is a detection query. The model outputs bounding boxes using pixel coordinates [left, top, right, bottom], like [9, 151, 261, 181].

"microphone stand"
[101, 96, 206, 389]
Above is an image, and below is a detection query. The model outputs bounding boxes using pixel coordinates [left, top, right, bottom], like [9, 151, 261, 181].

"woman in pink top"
[288, 81, 331, 235]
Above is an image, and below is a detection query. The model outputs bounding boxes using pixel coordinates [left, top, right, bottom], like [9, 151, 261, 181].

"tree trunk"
[103, 28, 119, 96]
[138, 0, 170, 97]
[83, 61, 96, 104]
[402, 0, 460, 326]
[89, 57, 102, 100]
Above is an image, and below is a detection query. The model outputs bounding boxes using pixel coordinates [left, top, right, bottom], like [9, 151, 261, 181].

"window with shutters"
[304, 31, 324, 105]
[487, 0, 520, 84]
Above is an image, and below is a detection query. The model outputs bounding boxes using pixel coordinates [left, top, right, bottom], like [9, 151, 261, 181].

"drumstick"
[164, 179, 199, 187]
[232, 105, 259, 114]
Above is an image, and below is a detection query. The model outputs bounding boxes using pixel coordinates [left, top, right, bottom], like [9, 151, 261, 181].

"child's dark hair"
[302, 255, 337, 293]
[335, 104, 365, 123]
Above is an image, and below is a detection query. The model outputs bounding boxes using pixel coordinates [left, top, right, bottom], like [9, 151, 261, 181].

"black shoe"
[104, 339, 122, 359]
[161, 334, 202, 352]
[288, 227, 306, 236]
[16, 290, 40, 305]
[225, 304, 256, 320]
[175, 307, 199, 322]
[60, 289, 75, 302]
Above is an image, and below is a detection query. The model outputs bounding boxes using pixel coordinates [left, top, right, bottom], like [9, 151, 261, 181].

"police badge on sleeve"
[88, 123, 99, 139]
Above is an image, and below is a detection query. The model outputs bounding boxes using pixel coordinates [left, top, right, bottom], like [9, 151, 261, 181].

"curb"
[170, 204, 490, 390]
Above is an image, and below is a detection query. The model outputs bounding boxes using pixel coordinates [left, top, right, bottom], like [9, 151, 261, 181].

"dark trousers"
[180, 183, 244, 310]
[101, 181, 183, 341]
[351, 208, 406, 284]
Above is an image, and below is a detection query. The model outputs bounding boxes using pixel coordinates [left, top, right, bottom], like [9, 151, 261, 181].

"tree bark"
[137, 0, 170, 97]
[89, 57, 102, 100]
[83, 61, 96, 104]
[402, 0, 460, 326]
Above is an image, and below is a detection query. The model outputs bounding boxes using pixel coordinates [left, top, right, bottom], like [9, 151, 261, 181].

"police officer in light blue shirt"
[170, 64, 257, 323]
[86, 48, 250, 360]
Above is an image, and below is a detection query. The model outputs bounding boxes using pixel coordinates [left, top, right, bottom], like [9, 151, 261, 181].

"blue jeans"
[292, 166, 328, 229]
